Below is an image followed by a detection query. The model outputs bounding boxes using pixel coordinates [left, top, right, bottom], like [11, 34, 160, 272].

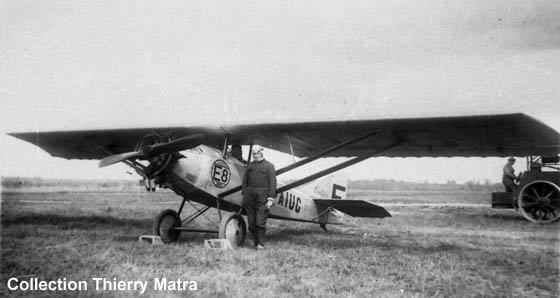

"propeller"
[99, 133, 205, 168]
[99, 151, 144, 168]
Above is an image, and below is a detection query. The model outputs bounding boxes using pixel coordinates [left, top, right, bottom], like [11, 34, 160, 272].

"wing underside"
[8, 113, 560, 159]
[314, 199, 391, 218]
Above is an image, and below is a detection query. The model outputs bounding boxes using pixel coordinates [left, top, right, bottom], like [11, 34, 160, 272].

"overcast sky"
[1, 0, 559, 183]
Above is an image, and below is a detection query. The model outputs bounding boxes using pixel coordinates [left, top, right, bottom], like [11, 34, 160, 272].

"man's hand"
[265, 198, 274, 210]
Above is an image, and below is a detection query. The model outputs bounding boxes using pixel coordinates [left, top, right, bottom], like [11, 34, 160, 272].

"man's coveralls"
[502, 163, 517, 192]
[242, 159, 277, 246]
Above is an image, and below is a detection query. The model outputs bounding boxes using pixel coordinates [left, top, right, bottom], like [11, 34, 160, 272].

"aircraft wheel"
[218, 213, 247, 247]
[153, 209, 181, 243]
[518, 180, 560, 224]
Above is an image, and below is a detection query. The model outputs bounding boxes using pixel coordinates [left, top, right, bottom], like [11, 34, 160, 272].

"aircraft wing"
[8, 113, 560, 159]
[313, 199, 391, 218]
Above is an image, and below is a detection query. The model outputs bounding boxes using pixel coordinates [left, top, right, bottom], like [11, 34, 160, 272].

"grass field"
[1, 188, 559, 297]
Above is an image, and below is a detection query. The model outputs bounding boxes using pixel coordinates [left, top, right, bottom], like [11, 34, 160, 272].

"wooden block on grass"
[139, 235, 164, 246]
[204, 239, 232, 250]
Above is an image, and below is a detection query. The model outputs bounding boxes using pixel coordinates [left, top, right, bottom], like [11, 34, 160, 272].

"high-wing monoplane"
[8, 113, 560, 246]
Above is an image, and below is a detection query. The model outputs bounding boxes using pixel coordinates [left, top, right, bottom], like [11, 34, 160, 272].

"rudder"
[313, 172, 348, 200]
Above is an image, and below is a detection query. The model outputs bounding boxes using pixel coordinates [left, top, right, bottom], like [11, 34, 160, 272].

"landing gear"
[153, 209, 181, 243]
[218, 213, 247, 247]
[152, 196, 247, 247]
[518, 181, 560, 223]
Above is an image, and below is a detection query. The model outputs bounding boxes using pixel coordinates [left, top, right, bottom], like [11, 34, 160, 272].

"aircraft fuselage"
[166, 145, 343, 224]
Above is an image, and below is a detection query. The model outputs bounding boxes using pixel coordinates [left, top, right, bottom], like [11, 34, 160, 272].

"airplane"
[8, 113, 560, 246]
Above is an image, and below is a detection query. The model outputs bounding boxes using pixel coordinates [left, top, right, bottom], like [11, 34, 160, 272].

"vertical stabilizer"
[312, 172, 348, 226]
[313, 172, 348, 200]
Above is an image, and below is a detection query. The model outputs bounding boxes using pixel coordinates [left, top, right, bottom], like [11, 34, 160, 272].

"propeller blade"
[148, 133, 205, 156]
[99, 151, 143, 168]
[98, 133, 205, 168]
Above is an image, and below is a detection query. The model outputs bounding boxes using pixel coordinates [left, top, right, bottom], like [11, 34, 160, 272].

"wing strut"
[287, 133, 297, 163]
[276, 141, 399, 194]
[276, 129, 383, 176]
[218, 130, 392, 198]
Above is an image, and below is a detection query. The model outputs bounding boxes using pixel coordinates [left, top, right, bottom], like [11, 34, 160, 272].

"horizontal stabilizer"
[314, 199, 391, 218]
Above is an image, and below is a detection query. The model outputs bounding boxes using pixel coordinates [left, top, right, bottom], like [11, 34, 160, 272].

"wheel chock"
[204, 239, 233, 250]
[139, 235, 165, 246]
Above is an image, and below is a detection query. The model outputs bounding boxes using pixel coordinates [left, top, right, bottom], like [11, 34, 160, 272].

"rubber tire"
[218, 213, 247, 247]
[153, 209, 181, 243]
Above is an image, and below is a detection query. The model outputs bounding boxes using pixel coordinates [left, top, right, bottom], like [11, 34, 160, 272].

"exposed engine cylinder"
[135, 132, 173, 178]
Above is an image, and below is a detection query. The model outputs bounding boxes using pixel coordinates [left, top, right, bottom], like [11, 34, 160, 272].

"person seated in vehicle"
[503, 157, 521, 192]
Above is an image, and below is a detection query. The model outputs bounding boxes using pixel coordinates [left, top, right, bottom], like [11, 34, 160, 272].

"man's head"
[252, 145, 264, 162]
[508, 157, 516, 164]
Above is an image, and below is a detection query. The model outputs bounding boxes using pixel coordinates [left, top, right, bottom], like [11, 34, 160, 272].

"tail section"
[314, 172, 348, 200]
[312, 173, 348, 225]
[312, 172, 391, 226]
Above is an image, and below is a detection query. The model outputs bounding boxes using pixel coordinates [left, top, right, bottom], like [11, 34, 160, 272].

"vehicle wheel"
[153, 209, 181, 243]
[218, 213, 247, 247]
[518, 180, 560, 224]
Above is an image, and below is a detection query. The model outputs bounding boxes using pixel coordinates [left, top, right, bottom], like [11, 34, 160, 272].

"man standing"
[503, 157, 520, 192]
[242, 145, 276, 249]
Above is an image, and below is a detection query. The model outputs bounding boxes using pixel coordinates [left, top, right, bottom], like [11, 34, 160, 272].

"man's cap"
[508, 157, 516, 161]
[252, 145, 264, 154]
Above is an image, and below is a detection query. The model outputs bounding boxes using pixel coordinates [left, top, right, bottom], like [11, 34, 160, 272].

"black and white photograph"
[1, 1, 559, 297]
